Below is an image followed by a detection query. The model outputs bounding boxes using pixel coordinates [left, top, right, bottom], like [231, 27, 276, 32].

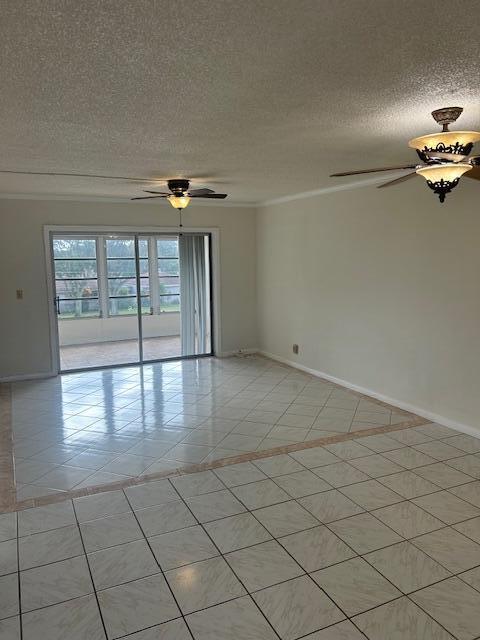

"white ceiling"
[1, 0, 479, 203]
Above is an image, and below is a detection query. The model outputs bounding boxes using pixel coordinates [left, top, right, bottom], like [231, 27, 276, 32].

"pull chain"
[178, 208, 183, 227]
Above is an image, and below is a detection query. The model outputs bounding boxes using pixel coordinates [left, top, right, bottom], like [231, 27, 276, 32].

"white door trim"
[43, 224, 222, 375]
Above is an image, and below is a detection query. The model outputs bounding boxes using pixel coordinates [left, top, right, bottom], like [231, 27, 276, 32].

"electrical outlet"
[16, 289, 24, 300]
[292, 344, 299, 354]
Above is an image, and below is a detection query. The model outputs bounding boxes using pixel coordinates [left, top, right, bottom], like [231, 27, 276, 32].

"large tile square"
[253, 454, 304, 477]
[80, 512, 143, 552]
[353, 596, 454, 640]
[124, 618, 191, 639]
[313, 462, 370, 487]
[364, 540, 450, 592]
[170, 470, 225, 497]
[0, 616, 20, 640]
[253, 500, 320, 537]
[446, 454, 480, 479]
[135, 500, 196, 536]
[18, 524, 83, 570]
[349, 454, 404, 478]
[340, 479, 403, 510]
[411, 526, 480, 572]
[18, 501, 76, 537]
[0, 540, 17, 577]
[449, 480, 480, 508]
[0, 514, 16, 543]
[304, 620, 366, 639]
[149, 524, 219, 569]
[274, 470, 332, 498]
[453, 515, 480, 544]
[324, 441, 373, 460]
[166, 556, 245, 614]
[372, 501, 444, 538]
[20, 555, 93, 612]
[414, 462, 473, 488]
[204, 512, 271, 553]
[225, 539, 303, 591]
[74, 490, 131, 522]
[411, 577, 480, 640]
[213, 461, 267, 487]
[186, 595, 278, 640]
[382, 447, 436, 469]
[329, 512, 402, 554]
[289, 447, 339, 469]
[299, 489, 364, 523]
[312, 557, 400, 616]
[377, 470, 439, 499]
[124, 479, 179, 509]
[88, 539, 159, 590]
[253, 575, 344, 640]
[278, 525, 355, 572]
[186, 489, 246, 522]
[231, 479, 290, 509]
[412, 490, 480, 524]
[98, 573, 180, 639]
[22, 594, 105, 640]
[0, 573, 19, 620]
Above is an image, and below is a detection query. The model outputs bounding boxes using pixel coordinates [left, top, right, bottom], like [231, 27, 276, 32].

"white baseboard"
[216, 348, 259, 358]
[259, 350, 480, 439]
[0, 370, 57, 383]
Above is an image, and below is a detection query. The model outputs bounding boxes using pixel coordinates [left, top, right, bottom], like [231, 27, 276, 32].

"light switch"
[16, 289, 23, 300]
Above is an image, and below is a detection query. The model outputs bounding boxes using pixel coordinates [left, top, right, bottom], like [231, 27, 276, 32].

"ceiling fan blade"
[0, 169, 153, 182]
[143, 190, 170, 195]
[188, 188, 215, 196]
[464, 166, 480, 181]
[377, 171, 418, 188]
[330, 164, 417, 177]
[131, 195, 168, 200]
[190, 193, 228, 199]
[425, 152, 469, 162]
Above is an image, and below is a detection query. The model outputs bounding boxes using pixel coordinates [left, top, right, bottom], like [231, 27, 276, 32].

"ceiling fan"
[330, 107, 480, 202]
[131, 178, 227, 225]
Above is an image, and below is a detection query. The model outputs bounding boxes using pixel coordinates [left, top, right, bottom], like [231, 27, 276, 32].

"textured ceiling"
[1, 0, 479, 203]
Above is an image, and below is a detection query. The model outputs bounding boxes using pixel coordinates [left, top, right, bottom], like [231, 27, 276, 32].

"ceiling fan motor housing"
[168, 179, 190, 194]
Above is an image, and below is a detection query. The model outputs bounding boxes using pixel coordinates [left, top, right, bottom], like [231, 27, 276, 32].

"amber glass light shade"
[416, 163, 472, 182]
[408, 131, 480, 155]
[168, 195, 191, 210]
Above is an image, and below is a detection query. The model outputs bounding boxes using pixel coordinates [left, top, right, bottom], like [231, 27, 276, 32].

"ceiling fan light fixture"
[167, 194, 191, 210]
[408, 131, 480, 157]
[416, 163, 472, 202]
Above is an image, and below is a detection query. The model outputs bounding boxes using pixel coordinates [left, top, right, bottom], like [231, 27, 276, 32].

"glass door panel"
[140, 233, 212, 362]
[53, 234, 141, 371]
[141, 236, 182, 361]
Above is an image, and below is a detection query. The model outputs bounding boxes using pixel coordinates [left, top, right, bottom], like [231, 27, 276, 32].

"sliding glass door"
[52, 231, 213, 371]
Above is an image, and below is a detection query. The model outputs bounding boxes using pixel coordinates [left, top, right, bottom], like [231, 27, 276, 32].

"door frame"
[43, 225, 222, 375]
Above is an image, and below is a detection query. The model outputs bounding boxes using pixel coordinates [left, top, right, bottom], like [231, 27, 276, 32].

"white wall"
[257, 177, 480, 432]
[58, 313, 180, 346]
[0, 199, 257, 378]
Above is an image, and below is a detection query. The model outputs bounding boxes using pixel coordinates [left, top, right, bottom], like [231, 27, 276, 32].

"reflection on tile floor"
[11, 356, 417, 502]
[2, 425, 480, 639]
[60, 335, 182, 370]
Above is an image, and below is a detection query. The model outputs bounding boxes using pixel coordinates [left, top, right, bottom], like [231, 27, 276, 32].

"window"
[157, 238, 180, 312]
[53, 235, 183, 319]
[105, 238, 151, 316]
[53, 238, 100, 318]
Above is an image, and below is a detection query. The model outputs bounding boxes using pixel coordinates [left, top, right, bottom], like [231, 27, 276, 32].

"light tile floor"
[2, 427, 480, 639]
[11, 355, 415, 502]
